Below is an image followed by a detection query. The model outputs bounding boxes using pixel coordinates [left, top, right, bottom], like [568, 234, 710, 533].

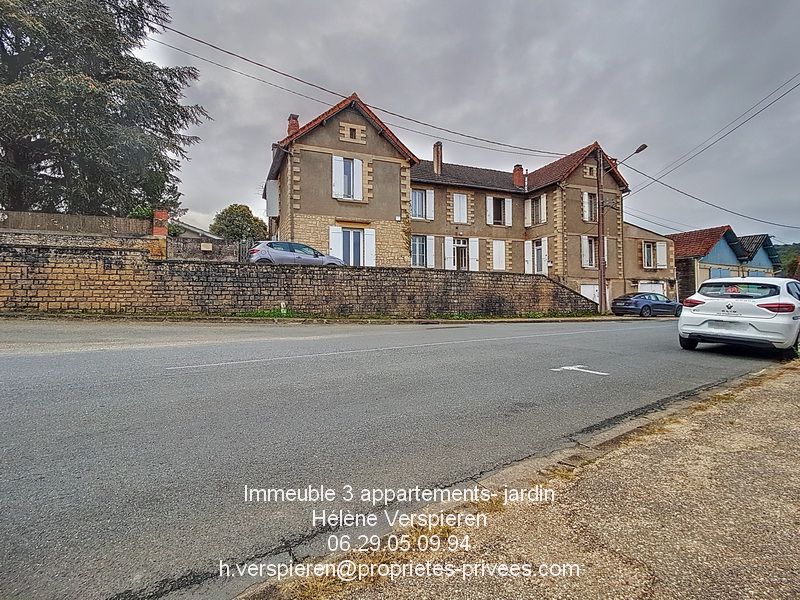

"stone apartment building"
[264, 93, 418, 267]
[263, 94, 677, 302]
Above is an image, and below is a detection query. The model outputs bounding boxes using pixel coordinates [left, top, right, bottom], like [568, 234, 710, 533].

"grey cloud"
[144, 0, 800, 241]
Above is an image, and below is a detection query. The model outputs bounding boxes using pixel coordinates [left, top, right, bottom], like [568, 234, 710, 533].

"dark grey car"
[248, 241, 344, 266]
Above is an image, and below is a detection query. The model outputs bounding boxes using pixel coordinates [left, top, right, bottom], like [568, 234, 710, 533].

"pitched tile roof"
[738, 234, 782, 270]
[410, 160, 520, 193]
[265, 93, 418, 187]
[525, 142, 629, 192]
[737, 234, 770, 260]
[665, 225, 747, 259]
[278, 93, 417, 163]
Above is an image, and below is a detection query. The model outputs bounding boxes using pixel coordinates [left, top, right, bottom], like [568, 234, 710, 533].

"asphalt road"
[0, 318, 779, 600]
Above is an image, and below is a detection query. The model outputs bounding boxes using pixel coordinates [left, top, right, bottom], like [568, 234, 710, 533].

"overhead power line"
[150, 39, 558, 160]
[630, 70, 800, 194]
[112, 1, 565, 157]
[628, 74, 800, 198]
[620, 162, 800, 230]
[129, 4, 800, 230]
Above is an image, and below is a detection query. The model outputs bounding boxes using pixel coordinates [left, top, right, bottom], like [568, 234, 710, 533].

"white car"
[678, 277, 800, 359]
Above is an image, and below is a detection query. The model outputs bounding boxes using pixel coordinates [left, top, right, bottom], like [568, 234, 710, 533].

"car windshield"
[698, 281, 779, 299]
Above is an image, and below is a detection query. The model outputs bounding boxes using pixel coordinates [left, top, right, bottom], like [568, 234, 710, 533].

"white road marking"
[550, 364, 610, 376]
[166, 324, 671, 371]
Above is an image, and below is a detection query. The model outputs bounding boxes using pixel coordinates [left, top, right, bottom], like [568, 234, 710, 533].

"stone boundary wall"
[0, 210, 151, 236]
[0, 231, 167, 258]
[166, 237, 240, 262]
[0, 244, 597, 317]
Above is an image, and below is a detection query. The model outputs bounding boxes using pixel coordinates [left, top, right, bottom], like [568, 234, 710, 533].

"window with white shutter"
[444, 236, 455, 270]
[534, 237, 549, 275]
[643, 241, 655, 268]
[426, 236, 436, 268]
[363, 228, 376, 266]
[582, 192, 598, 222]
[656, 241, 668, 269]
[524, 240, 533, 273]
[453, 193, 467, 224]
[490, 197, 507, 225]
[411, 189, 425, 218]
[524, 198, 532, 227]
[332, 156, 362, 200]
[492, 240, 506, 270]
[332, 156, 344, 198]
[468, 238, 480, 271]
[410, 235, 427, 267]
[539, 194, 547, 224]
[425, 189, 434, 220]
[581, 235, 598, 268]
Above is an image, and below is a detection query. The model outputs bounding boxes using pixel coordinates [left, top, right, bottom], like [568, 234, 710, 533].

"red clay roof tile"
[277, 93, 418, 163]
[525, 142, 629, 192]
[665, 225, 733, 258]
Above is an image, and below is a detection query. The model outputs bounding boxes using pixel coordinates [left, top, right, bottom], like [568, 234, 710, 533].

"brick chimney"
[513, 164, 524, 188]
[287, 113, 300, 136]
[152, 208, 169, 237]
[433, 141, 443, 175]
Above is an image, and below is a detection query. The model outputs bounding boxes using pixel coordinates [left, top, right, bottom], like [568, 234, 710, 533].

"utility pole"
[596, 145, 606, 313]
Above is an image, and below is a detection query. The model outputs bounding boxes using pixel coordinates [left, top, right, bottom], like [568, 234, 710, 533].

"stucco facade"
[622, 222, 677, 297]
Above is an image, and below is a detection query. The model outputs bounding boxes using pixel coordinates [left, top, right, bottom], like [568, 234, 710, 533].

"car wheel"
[674, 305, 683, 317]
[781, 332, 800, 360]
[256, 258, 273, 264]
[679, 335, 698, 350]
[640, 305, 653, 317]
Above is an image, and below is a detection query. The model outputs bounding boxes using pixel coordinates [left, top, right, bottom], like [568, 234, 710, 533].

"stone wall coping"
[0, 228, 152, 239]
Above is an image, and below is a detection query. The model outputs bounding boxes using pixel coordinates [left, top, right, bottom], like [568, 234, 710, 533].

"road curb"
[0, 312, 674, 325]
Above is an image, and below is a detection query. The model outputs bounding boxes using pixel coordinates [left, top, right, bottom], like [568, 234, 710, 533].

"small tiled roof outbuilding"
[666, 225, 747, 259]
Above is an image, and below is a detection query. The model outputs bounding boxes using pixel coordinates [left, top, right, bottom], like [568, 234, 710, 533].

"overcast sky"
[139, 0, 800, 243]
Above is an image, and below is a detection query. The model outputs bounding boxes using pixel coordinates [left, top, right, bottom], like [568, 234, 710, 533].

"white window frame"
[453, 193, 468, 224]
[583, 164, 597, 178]
[492, 197, 505, 225]
[643, 241, 656, 269]
[454, 237, 470, 271]
[411, 189, 425, 219]
[581, 235, 598, 268]
[534, 238, 549, 274]
[342, 158, 354, 199]
[410, 234, 427, 267]
[332, 155, 362, 200]
[341, 227, 363, 266]
[582, 192, 598, 222]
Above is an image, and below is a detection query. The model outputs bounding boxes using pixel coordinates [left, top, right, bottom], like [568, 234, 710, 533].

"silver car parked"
[248, 241, 344, 266]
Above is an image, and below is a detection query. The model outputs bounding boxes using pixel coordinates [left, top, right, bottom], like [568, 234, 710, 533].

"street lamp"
[617, 144, 648, 166]
[596, 143, 648, 314]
